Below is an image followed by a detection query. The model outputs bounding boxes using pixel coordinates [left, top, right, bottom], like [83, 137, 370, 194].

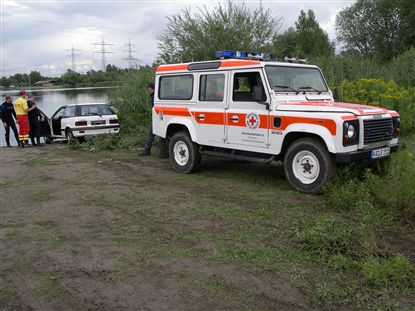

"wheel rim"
[173, 141, 189, 166]
[292, 150, 320, 184]
[66, 130, 73, 141]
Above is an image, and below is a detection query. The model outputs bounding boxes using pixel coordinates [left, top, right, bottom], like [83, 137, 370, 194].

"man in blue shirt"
[139, 83, 155, 156]
[0, 95, 19, 147]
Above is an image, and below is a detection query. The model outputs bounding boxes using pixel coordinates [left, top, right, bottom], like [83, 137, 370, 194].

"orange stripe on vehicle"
[156, 64, 189, 72]
[191, 112, 225, 125]
[154, 107, 191, 117]
[219, 60, 261, 68]
[278, 116, 337, 135]
[341, 115, 357, 120]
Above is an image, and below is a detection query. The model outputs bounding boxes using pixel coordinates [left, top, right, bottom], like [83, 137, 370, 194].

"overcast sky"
[1, 0, 355, 77]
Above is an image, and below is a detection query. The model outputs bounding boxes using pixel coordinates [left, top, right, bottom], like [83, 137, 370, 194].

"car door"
[226, 69, 270, 149]
[193, 72, 227, 145]
[37, 109, 51, 137]
[51, 106, 66, 136]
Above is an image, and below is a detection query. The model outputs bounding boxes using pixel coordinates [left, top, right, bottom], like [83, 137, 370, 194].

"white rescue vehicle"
[152, 51, 400, 193]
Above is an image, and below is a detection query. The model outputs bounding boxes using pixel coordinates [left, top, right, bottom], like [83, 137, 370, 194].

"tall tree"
[272, 27, 298, 59]
[157, 2, 282, 63]
[294, 10, 335, 58]
[273, 10, 334, 59]
[335, 0, 415, 61]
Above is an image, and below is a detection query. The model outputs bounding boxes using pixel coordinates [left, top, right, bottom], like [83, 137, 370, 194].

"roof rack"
[283, 56, 309, 64]
[215, 50, 274, 61]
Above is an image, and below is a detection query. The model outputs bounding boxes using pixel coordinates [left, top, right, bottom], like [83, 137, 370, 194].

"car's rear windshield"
[265, 66, 328, 93]
[79, 105, 115, 116]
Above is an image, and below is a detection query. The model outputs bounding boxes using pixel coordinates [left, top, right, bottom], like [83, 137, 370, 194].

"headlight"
[343, 120, 359, 146]
[347, 124, 355, 138]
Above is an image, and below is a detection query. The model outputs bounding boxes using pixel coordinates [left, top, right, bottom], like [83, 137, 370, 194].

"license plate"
[371, 147, 390, 159]
[91, 120, 105, 125]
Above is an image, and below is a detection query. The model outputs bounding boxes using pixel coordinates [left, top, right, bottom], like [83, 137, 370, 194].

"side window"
[199, 74, 225, 102]
[233, 72, 266, 102]
[63, 106, 76, 118]
[159, 75, 193, 100]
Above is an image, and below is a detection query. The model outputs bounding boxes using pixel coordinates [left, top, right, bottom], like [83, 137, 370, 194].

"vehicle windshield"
[79, 105, 115, 116]
[265, 66, 328, 93]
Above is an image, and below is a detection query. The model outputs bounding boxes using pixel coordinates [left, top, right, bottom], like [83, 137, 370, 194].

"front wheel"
[169, 131, 201, 173]
[44, 135, 53, 144]
[284, 138, 336, 194]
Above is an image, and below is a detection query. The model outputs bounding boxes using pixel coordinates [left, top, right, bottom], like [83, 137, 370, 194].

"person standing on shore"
[139, 82, 155, 156]
[27, 94, 41, 146]
[14, 90, 30, 148]
[0, 95, 19, 147]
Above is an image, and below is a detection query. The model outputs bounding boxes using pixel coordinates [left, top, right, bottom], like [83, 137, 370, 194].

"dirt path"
[0, 144, 358, 310]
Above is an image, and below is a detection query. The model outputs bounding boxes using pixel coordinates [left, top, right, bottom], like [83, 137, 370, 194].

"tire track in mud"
[5, 268, 54, 311]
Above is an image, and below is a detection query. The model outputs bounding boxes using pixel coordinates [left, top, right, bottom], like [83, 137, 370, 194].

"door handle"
[197, 114, 205, 120]
[229, 116, 239, 122]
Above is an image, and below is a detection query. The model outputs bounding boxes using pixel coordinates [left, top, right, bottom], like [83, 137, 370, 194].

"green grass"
[37, 276, 58, 297]
[22, 158, 61, 166]
[0, 277, 11, 298]
[22, 192, 56, 203]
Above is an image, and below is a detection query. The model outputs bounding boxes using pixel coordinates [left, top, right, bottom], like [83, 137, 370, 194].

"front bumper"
[336, 144, 399, 163]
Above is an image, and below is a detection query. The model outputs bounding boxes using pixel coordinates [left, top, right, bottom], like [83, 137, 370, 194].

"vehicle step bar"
[200, 149, 275, 163]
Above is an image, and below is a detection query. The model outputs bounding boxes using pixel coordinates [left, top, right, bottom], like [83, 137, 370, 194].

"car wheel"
[65, 128, 76, 144]
[169, 131, 201, 173]
[44, 135, 53, 144]
[284, 138, 336, 194]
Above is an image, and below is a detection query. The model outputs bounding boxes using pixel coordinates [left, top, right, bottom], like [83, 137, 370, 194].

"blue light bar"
[215, 50, 274, 61]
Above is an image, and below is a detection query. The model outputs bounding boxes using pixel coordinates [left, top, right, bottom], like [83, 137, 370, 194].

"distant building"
[34, 80, 56, 87]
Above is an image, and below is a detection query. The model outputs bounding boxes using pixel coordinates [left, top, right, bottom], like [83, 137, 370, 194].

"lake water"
[0, 87, 110, 146]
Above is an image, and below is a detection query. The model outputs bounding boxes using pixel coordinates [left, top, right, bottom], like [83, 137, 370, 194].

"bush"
[326, 150, 415, 221]
[108, 65, 155, 134]
[362, 253, 414, 290]
[298, 216, 363, 257]
[313, 48, 415, 88]
[338, 78, 415, 134]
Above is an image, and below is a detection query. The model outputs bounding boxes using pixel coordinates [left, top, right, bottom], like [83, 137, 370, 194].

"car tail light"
[75, 121, 87, 126]
[109, 119, 119, 124]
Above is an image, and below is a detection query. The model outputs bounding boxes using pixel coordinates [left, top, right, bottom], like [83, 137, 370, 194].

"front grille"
[363, 118, 393, 144]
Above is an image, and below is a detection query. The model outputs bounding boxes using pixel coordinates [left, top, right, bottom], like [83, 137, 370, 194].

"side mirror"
[252, 86, 263, 102]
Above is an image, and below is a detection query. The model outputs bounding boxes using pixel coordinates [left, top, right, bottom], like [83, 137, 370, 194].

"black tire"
[169, 131, 201, 173]
[65, 128, 75, 144]
[44, 135, 53, 144]
[283, 138, 336, 194]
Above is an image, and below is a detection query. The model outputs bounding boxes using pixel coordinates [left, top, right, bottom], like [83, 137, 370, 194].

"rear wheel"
[65, 128, 76, 144]
[284, 138, 336, 194]
[169, 131, 201, 173]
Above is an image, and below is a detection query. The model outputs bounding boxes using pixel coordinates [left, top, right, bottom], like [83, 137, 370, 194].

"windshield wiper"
[298, 86, 322, 94]
[89, 112, 102, 117]
[273, 85, 298, 93]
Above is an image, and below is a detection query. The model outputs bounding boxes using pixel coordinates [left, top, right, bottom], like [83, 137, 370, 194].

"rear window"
[79, 105, 115, 116]
[159, 75, 193, 100]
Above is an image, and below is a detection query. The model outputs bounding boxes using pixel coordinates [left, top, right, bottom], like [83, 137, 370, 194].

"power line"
[63, 45, 82, 71]
[92, 38, 114, 71]
[123, 38, 138, 69]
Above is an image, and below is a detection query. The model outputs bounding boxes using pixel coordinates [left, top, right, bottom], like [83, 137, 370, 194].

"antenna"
[63, 45, 82, 71]
[123, 38, 139, 69]
[92, 38, 114, 71]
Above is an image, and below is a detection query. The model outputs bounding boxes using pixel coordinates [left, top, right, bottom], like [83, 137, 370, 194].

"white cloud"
[1, 0, 354, 77]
